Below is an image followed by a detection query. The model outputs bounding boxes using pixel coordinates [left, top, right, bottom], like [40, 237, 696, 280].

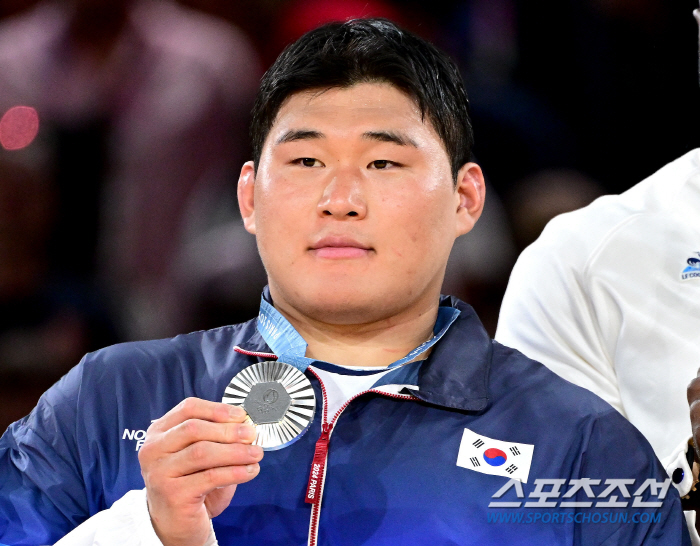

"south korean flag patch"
[456, 428, 534, 483]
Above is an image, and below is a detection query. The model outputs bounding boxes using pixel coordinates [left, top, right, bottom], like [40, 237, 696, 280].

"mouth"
[309, 236, 373, 259]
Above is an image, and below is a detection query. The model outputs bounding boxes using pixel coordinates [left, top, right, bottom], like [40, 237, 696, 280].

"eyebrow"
[362, 130, 418, 148]
[275, 129, 418, 148]
[276, 129, 324, 145]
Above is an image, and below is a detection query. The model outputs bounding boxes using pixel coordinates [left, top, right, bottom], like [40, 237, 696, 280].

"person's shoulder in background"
[510, 148, 700, 279]
[497, 147, 700, 355]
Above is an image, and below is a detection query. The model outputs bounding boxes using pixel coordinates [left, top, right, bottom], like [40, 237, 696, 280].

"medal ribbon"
[256, 291, 460, 372]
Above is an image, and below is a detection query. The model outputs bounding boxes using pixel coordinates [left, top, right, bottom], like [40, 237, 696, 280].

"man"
[496, 5, 700, 542]
[0, 19, 688, 546]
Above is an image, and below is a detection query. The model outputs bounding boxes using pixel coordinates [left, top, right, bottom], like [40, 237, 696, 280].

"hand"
[138, 398, 263, 546]
[688, 371, 700, 462]
[686, 372, 700, 533]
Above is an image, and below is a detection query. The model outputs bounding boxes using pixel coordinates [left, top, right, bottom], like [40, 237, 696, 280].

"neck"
[269, 292, 440, 368]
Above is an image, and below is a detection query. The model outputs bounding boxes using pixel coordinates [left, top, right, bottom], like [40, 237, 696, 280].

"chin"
[268, 265, 441, 325]
[311, 287, 384, 323]
[291, 282, 395, 325]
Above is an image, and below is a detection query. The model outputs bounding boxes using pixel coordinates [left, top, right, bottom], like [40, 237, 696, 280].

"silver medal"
[221, 361, 316, 450]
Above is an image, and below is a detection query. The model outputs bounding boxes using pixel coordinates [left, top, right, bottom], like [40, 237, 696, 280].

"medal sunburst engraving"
[222, 361, 316, 450]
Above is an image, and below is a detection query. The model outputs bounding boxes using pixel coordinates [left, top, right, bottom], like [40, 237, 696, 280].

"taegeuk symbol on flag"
[456, 428, 534, 483]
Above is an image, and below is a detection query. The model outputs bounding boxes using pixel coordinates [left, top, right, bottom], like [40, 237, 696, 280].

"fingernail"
[246, 464, 258, 474]
[248, 445, 263, 458]
[228, 405, 245, 419]
[239, 424, 256, 441]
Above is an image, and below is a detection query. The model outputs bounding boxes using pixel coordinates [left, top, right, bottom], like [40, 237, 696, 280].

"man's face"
[238, 82, 484, 325]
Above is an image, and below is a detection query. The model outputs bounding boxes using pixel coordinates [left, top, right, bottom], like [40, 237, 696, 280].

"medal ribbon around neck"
[256, 294, 461, 372]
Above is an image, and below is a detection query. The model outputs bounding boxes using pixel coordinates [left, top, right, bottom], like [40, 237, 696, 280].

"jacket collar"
[236, 294, 492, 413]
[409, 296, 491, 413]
[236, 326, 275, 356]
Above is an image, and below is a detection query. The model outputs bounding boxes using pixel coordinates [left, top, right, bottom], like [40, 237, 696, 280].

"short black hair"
[250, 18, 473, 181]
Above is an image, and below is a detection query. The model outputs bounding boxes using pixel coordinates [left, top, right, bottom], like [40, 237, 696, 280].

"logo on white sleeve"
[456, 428, 534, 483]
[681, 252, 700, 280]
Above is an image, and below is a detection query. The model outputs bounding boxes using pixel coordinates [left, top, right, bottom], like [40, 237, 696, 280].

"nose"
[317, 167, 367, 220]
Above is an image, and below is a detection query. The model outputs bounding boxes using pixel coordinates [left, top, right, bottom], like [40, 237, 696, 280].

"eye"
[295, 158, 323, 167]
[368, 160, 396, 169]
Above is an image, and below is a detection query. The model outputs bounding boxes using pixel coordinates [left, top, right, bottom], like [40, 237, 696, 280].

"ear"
[454, 162, 486, 237]
[237, 161, 257, 235]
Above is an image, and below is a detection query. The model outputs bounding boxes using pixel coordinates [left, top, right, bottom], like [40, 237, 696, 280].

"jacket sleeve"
[495, 217, 626, 416]
[0, 358, 90, 545]
[575, 408, 691, 546]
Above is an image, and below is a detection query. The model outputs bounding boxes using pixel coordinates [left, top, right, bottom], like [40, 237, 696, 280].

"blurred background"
[1, 0, 699, 431]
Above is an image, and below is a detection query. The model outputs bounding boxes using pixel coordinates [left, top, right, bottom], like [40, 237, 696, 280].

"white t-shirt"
[54, 363, 409, 545]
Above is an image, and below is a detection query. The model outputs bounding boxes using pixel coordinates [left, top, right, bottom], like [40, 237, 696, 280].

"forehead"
[267, 82, 439, 144]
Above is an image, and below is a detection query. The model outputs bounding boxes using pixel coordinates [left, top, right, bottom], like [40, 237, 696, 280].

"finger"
[205, 485, 237, 519]
[158, 419, 257, 453]
[166, 441, 264, 477]
[152, 398, 247, 433]
[179, 461, 262, 499]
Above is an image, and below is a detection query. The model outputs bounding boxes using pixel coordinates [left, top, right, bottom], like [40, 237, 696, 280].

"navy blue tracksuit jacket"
[0, 297, 690, 545]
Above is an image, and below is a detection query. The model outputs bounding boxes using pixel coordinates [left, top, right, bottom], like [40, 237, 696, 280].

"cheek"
[254, 180, 300, 255]
[255, 174, 305, 228]
[253, 173, 326, 270]
[378, 186, 455, 259]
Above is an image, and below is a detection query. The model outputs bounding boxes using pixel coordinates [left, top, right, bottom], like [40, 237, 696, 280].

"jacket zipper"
[233, 347, 417, 545]
[305, 368, 416, 546]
